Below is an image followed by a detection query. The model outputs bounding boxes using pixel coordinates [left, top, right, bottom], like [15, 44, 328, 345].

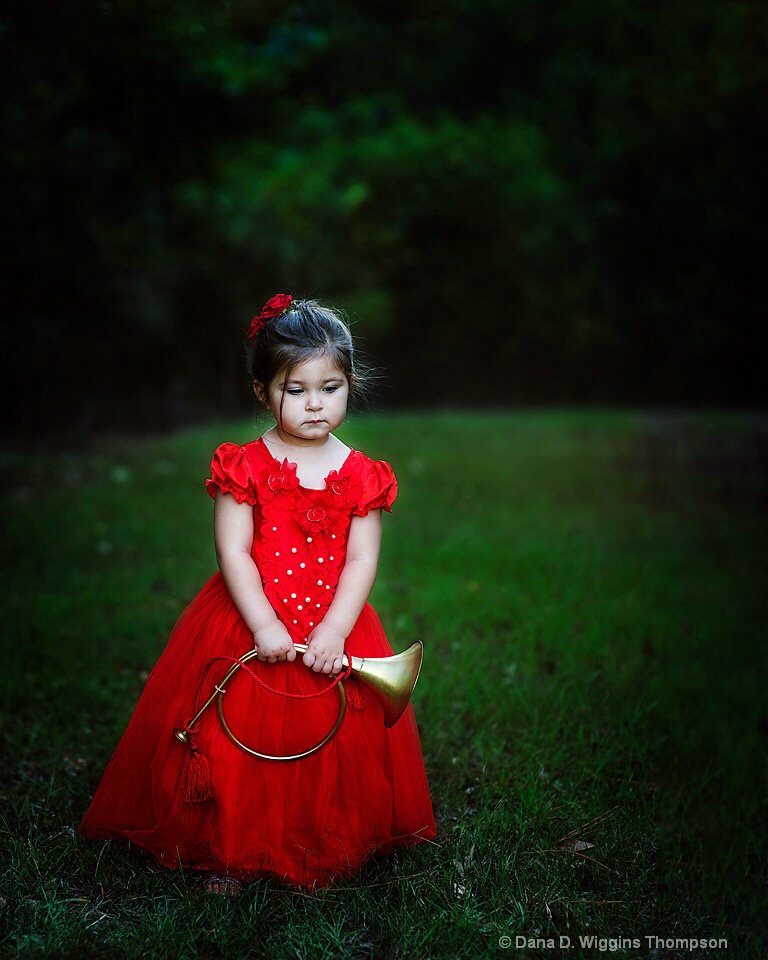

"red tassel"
[182, 741, 213, 803]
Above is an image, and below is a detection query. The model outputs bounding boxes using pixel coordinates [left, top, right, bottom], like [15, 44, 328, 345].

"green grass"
[1, 410, 765, 959]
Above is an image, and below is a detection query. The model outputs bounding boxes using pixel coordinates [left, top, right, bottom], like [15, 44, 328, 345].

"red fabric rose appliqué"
[326, 469, 363, 505]
[259, 459, 301, 500]
[293, 495, 344, 534]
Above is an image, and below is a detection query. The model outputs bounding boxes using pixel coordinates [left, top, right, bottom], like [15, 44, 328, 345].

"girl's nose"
[305, 391, 322, 410]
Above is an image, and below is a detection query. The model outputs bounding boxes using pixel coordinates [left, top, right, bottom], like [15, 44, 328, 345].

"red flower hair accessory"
[248, 293, 294, 339]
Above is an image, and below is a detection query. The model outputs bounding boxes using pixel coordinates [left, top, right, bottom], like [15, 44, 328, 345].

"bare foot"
[204, 873, 242, 897]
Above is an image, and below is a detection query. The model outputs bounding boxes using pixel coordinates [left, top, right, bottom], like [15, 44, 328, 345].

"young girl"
[79, 294, 436, 893]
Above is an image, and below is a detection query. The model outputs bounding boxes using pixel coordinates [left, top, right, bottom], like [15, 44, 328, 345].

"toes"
[204, 874, 241, 897]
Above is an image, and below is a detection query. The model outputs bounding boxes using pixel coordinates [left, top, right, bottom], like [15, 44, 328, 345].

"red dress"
[79, 438, 436, 888]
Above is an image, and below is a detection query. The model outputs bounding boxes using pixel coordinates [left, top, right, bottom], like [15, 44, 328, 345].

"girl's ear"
[253, 380, 269, 408]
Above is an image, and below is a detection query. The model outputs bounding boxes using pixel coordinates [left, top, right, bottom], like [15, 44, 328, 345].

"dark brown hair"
[247, 298, 369, 405]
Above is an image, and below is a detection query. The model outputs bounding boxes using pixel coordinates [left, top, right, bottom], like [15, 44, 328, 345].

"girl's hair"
[246, 299, 369, 404]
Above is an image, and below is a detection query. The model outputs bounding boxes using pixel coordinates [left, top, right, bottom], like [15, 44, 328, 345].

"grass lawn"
[1, 410, 765, 959]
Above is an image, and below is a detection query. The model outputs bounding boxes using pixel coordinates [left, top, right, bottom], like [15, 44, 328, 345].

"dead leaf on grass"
[563, 840, 595, 852]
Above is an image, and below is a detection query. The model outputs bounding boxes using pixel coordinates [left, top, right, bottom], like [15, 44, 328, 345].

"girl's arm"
[303, 509, 383, 674]
[214, 493, 296, 662]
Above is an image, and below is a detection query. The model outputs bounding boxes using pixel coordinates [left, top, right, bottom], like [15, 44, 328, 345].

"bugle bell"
[174, 640, 423, 762]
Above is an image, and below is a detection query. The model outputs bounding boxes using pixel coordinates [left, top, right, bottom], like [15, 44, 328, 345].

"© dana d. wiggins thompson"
[512, 935, 728, 951]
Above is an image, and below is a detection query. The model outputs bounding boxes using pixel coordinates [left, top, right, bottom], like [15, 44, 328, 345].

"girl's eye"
[324, 385, 339, 393]
[286, 388, 303, 396]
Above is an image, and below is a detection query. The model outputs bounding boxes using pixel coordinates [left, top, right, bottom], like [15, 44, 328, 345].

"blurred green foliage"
[2, 0, 764, 438]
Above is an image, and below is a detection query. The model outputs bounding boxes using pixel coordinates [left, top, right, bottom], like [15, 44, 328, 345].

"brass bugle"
[174, 640, 423, 761]
[297, 640, 424, 728]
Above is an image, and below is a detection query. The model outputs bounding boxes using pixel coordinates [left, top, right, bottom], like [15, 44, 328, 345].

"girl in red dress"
[79, 295, 436, 894]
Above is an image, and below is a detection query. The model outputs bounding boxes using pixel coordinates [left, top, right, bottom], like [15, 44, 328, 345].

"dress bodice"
[206, 438, 397, 641]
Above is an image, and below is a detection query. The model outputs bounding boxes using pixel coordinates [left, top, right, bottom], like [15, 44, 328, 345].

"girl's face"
[259, 352, 350, 447]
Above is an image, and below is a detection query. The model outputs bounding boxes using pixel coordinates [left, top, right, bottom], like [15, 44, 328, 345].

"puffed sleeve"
[205, 442, 257, 505]
[352, 459, 398, 516]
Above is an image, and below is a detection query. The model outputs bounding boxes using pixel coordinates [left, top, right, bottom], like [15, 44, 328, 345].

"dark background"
[3, 0, 765, 443]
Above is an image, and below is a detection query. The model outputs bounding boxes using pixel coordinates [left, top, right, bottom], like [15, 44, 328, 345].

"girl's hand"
[303, 625, 345, 675]
[253, 620, 297, 663]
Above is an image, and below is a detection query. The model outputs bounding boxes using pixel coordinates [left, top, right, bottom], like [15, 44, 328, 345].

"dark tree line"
[2, 0, 765, 441]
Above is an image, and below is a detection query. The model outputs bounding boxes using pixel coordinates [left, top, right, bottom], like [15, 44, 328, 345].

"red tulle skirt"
[79, 574, 436, 888]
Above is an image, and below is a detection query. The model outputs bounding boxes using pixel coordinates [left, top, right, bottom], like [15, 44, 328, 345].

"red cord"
[188, 650, 353, 725]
